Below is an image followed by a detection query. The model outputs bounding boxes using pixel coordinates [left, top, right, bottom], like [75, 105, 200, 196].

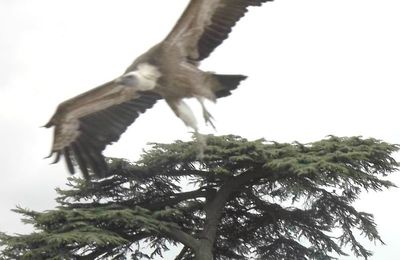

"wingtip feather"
[44, 151, 54, 159]
[51, 152, 61, 164]
[64, 147, 76, 175]
[42, 119, 54, 128]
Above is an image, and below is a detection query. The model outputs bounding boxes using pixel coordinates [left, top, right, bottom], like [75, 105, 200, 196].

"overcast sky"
[0, 0, 399, 259]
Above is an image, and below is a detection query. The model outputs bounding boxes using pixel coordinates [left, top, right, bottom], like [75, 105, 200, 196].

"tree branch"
[136, 189, 209, 210]
[128, 168, 220, 180]
[199, 169, 268, 244]
[162, 225, 200, 251]
[175, 246, 190, 260]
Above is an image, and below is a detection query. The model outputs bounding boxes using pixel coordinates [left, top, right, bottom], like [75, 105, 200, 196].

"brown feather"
[63, 147, 75, 175]
[164, 0, 274, 61]
[45, 0, 269, 179]
[46, 77, 161, 179]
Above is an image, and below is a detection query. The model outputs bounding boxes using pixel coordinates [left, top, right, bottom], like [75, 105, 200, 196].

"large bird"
[45, 0, 273, 179]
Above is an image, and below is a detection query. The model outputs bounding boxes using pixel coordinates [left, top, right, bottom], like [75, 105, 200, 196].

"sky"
[0, 0, 399, 259]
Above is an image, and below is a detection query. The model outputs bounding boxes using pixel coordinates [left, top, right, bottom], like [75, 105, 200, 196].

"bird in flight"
[45, 0, 273, 179]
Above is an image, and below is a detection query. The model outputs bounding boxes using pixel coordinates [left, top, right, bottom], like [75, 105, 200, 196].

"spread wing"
[45, 78, 161, 179]
[164, 0, 273, 61]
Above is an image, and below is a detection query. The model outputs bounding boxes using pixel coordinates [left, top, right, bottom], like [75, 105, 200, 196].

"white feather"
[122, 63, 161, 91]
[176, 100, 198, 130]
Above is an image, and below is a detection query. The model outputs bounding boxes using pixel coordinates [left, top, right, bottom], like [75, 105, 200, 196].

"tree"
[0, 135, 398, 260]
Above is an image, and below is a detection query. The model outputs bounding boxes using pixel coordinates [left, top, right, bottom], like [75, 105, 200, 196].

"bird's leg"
[193, 131, 207, 160]
[170, 99, 199, 131]
[197, 97, 216, 130]
[167, 99, 207, 159]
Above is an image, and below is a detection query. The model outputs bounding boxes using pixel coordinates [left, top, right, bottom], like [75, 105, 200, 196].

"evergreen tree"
[0, 135, 398, 260]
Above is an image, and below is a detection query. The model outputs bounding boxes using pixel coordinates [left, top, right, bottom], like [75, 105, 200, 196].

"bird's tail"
[212, 74, 247, 98]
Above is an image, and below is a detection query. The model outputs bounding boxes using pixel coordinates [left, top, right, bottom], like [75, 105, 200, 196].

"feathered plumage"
[45, 0, 273, 179]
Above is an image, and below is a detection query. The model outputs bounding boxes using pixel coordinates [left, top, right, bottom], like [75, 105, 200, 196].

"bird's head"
[115, 72, 138, 87]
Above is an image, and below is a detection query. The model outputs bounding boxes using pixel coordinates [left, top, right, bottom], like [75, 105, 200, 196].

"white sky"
[0, 0, 399, 259]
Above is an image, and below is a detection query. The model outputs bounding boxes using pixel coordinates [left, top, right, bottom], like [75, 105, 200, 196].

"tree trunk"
[195, 239, 213, 260]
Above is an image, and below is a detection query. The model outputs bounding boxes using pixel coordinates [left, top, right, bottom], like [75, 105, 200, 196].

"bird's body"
[129, 43, 214, 101]
[46, 0, 273, 178]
